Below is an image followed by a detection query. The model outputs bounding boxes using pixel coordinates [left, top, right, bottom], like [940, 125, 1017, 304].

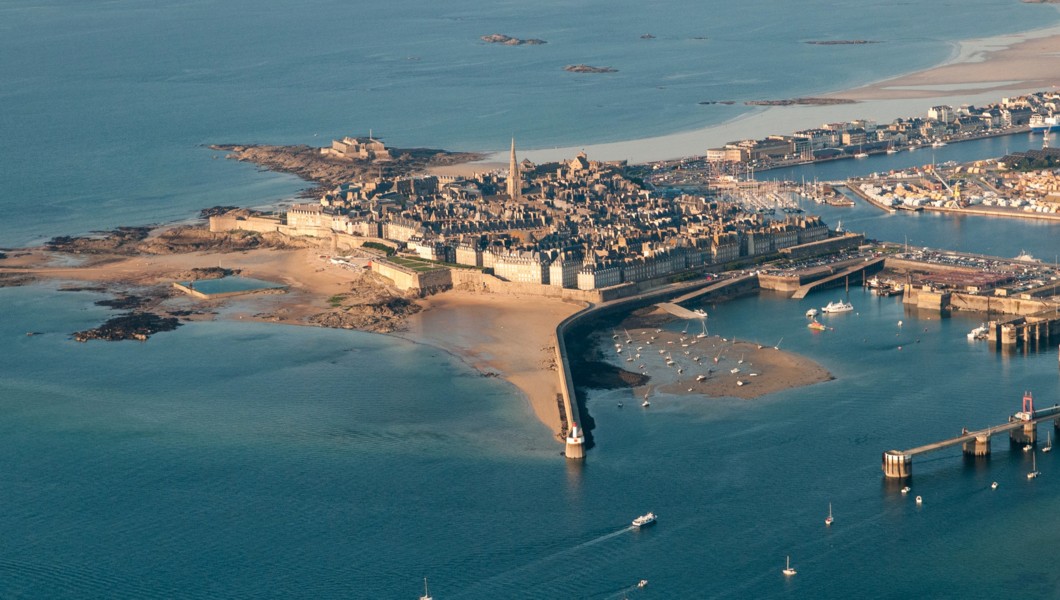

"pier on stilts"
[882, 392, 1060, 479]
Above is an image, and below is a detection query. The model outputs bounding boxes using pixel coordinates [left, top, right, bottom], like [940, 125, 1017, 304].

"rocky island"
[209, 143, 482, 189]
[805, 40, 881, 45]
[72, 312, 182, 342]
[481, 34, 547, 45]
[564, 64, 618, 73]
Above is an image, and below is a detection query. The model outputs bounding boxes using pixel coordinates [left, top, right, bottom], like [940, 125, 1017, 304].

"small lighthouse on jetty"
[566, 422, 585, 459]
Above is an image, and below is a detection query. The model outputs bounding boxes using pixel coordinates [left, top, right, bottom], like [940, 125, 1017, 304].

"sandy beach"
[484, 25, 1060, 165]
[397, 291, 582, 437]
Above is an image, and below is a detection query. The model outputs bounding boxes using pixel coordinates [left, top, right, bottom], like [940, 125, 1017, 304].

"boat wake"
[459, 526, 635, 595]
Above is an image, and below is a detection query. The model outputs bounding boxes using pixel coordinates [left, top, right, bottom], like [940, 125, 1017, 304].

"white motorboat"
[782, 555, 797, 576]
[991, 481, 998, 490]
[632, 512, 657, 528]
[915, 495, 923, 505]
[805, 308, 818, 318]
[821, 300, 853, 313]
[637, 579, 649, 589]
[900, 486, 911, 495]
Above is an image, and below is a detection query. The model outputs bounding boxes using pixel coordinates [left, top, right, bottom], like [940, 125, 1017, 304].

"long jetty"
[556, 274, 758, 459]
[790, 257, 884, 299]
[883, 393, 1060, 478]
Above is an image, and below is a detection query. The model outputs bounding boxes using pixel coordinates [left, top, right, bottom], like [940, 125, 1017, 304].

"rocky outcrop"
[805, 40, 880, 45]
[72, 312, 182, 342]
[306, 271, 422, 333]
[564, 64, 618, 73]
[209, 144, 483, 188]
[45, 225, 310, 257]
[481, 33, 547, 45]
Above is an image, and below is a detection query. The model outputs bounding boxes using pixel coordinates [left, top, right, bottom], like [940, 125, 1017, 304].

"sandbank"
[482, 24, 1060, 165]
[612, 326, 832, 402]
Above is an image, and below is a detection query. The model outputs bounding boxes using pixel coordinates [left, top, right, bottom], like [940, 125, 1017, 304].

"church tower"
[507, 138, 521, 199]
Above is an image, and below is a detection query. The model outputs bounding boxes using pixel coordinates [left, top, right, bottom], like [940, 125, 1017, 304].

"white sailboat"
[1044, 431, 1052, 453]
[1028, 451, 1040, 479]
[782, 555, 797, 576]
[420, 577, 433, 600]
[825, 502, 834, 526]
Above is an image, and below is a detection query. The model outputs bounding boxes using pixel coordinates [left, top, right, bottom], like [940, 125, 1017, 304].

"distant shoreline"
[495, 23, 1060, 164]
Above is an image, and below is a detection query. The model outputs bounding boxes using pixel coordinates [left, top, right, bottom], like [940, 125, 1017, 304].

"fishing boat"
[782, 556, 797, 576]
[632, 512, 657, 528]
[420, 578, 433, 600]
[821, 300, 853, 313]
[825, 503, 834, 526]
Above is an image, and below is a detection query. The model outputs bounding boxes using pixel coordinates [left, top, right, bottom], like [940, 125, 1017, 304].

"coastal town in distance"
[14, 87, 1058, 462]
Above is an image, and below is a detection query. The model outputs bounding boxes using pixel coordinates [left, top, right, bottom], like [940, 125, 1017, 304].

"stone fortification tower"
[507, 138, 521, 199]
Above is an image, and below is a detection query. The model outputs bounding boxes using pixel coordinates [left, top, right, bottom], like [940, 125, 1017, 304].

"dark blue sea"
[2, 1, 1060, 597]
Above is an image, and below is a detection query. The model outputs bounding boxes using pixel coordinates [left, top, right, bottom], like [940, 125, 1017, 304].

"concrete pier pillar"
[962, 435, 991, 457]
[882, 451, 912, 479]
[1010, 423, 1037, 446]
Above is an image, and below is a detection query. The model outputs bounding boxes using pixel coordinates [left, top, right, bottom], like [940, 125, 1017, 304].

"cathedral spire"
[507, 138, 520, 199]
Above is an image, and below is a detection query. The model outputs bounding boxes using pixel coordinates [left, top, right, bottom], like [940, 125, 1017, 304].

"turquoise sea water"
[1, 0, 1058, 246]
[3, 1, 1060, 597]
